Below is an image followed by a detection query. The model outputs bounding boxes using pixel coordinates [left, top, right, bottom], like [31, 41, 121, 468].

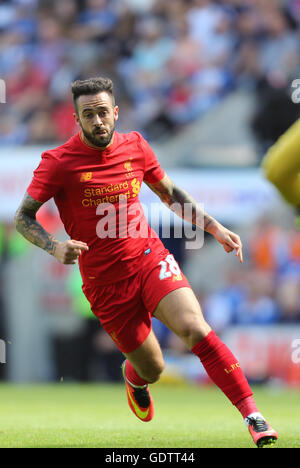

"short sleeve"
[139, 134, 165, 184]
[27, 151, 63, 203]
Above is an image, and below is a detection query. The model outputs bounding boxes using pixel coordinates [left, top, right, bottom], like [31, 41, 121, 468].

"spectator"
[233, 270, 279, 325]
[0, 0, 299, 145]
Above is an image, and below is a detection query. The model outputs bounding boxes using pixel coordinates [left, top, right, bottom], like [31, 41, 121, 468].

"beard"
[80, 122, 115, 148]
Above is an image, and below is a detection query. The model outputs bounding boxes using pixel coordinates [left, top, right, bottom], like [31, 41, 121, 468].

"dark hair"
[71, 77, 115, 111]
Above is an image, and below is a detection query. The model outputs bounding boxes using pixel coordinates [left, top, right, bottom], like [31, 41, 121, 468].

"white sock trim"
[123, 362, 148, 389]
[125, 375, 148, 389]
[244, 412, 265, 427]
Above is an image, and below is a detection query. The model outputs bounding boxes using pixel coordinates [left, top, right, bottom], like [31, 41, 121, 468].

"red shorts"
[82, 240, 191, 353]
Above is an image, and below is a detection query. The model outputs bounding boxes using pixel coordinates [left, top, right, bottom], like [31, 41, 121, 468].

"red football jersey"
[27, 131, 166, 286]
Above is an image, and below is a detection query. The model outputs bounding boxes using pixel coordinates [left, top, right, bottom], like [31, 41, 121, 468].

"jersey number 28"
[158, 254, 181, 280]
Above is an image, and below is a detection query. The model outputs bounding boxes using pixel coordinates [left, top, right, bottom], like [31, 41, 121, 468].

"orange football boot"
[122, 361, 154, 422]
[246, 415, 278, 448]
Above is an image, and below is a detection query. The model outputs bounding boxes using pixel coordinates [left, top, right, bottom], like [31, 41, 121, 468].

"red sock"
[235, 395, 259, 419]
[125, 360, 149, 387]
[192, 331, 254, 410]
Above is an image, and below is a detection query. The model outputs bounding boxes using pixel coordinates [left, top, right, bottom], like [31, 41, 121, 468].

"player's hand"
[213, 226, 243, 263]
[53, 239, 89, 264]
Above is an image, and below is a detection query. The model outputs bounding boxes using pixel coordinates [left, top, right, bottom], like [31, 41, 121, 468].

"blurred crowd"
[202, 218, 300, 333]
[1, 0, 300, 145]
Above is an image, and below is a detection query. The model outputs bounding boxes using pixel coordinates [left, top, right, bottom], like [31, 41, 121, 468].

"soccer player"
[262, 118, 300, 226]
[15, 77, 278, 448]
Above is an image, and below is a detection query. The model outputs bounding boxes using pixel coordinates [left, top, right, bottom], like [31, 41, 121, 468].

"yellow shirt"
[262, 118, 300, 206]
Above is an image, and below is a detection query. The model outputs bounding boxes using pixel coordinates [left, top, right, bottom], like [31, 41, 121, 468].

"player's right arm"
[14, 192, 88, 264]
[262, 118, 300, 207]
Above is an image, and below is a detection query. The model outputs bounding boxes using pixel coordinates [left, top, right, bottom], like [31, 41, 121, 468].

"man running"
[15, 77, 278, 448]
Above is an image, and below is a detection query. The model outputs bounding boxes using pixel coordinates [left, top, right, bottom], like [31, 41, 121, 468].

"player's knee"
[177, 319, 211, 348]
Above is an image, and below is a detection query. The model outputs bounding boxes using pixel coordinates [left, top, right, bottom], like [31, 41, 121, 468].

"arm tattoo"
[14, 193, 59, 256]
[148, 178, 218, 233]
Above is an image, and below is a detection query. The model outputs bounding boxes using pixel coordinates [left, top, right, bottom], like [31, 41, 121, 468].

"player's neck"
[80, 131, 115, 150]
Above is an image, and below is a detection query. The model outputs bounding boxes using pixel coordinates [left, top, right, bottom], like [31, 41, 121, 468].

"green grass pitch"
[0, 382, 298, 448]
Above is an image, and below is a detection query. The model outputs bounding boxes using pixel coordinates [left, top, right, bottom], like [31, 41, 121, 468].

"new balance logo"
[80, 172, 93, 182]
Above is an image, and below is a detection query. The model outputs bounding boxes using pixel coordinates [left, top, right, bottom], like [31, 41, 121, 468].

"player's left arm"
[145, 174, 243, 263]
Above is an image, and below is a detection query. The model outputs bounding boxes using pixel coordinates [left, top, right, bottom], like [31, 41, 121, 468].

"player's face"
[74, 92, 119, 148]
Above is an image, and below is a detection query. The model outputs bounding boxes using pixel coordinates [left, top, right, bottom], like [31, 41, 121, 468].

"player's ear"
[73, 112, 80, 126]
[114, 106, 119, 122]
